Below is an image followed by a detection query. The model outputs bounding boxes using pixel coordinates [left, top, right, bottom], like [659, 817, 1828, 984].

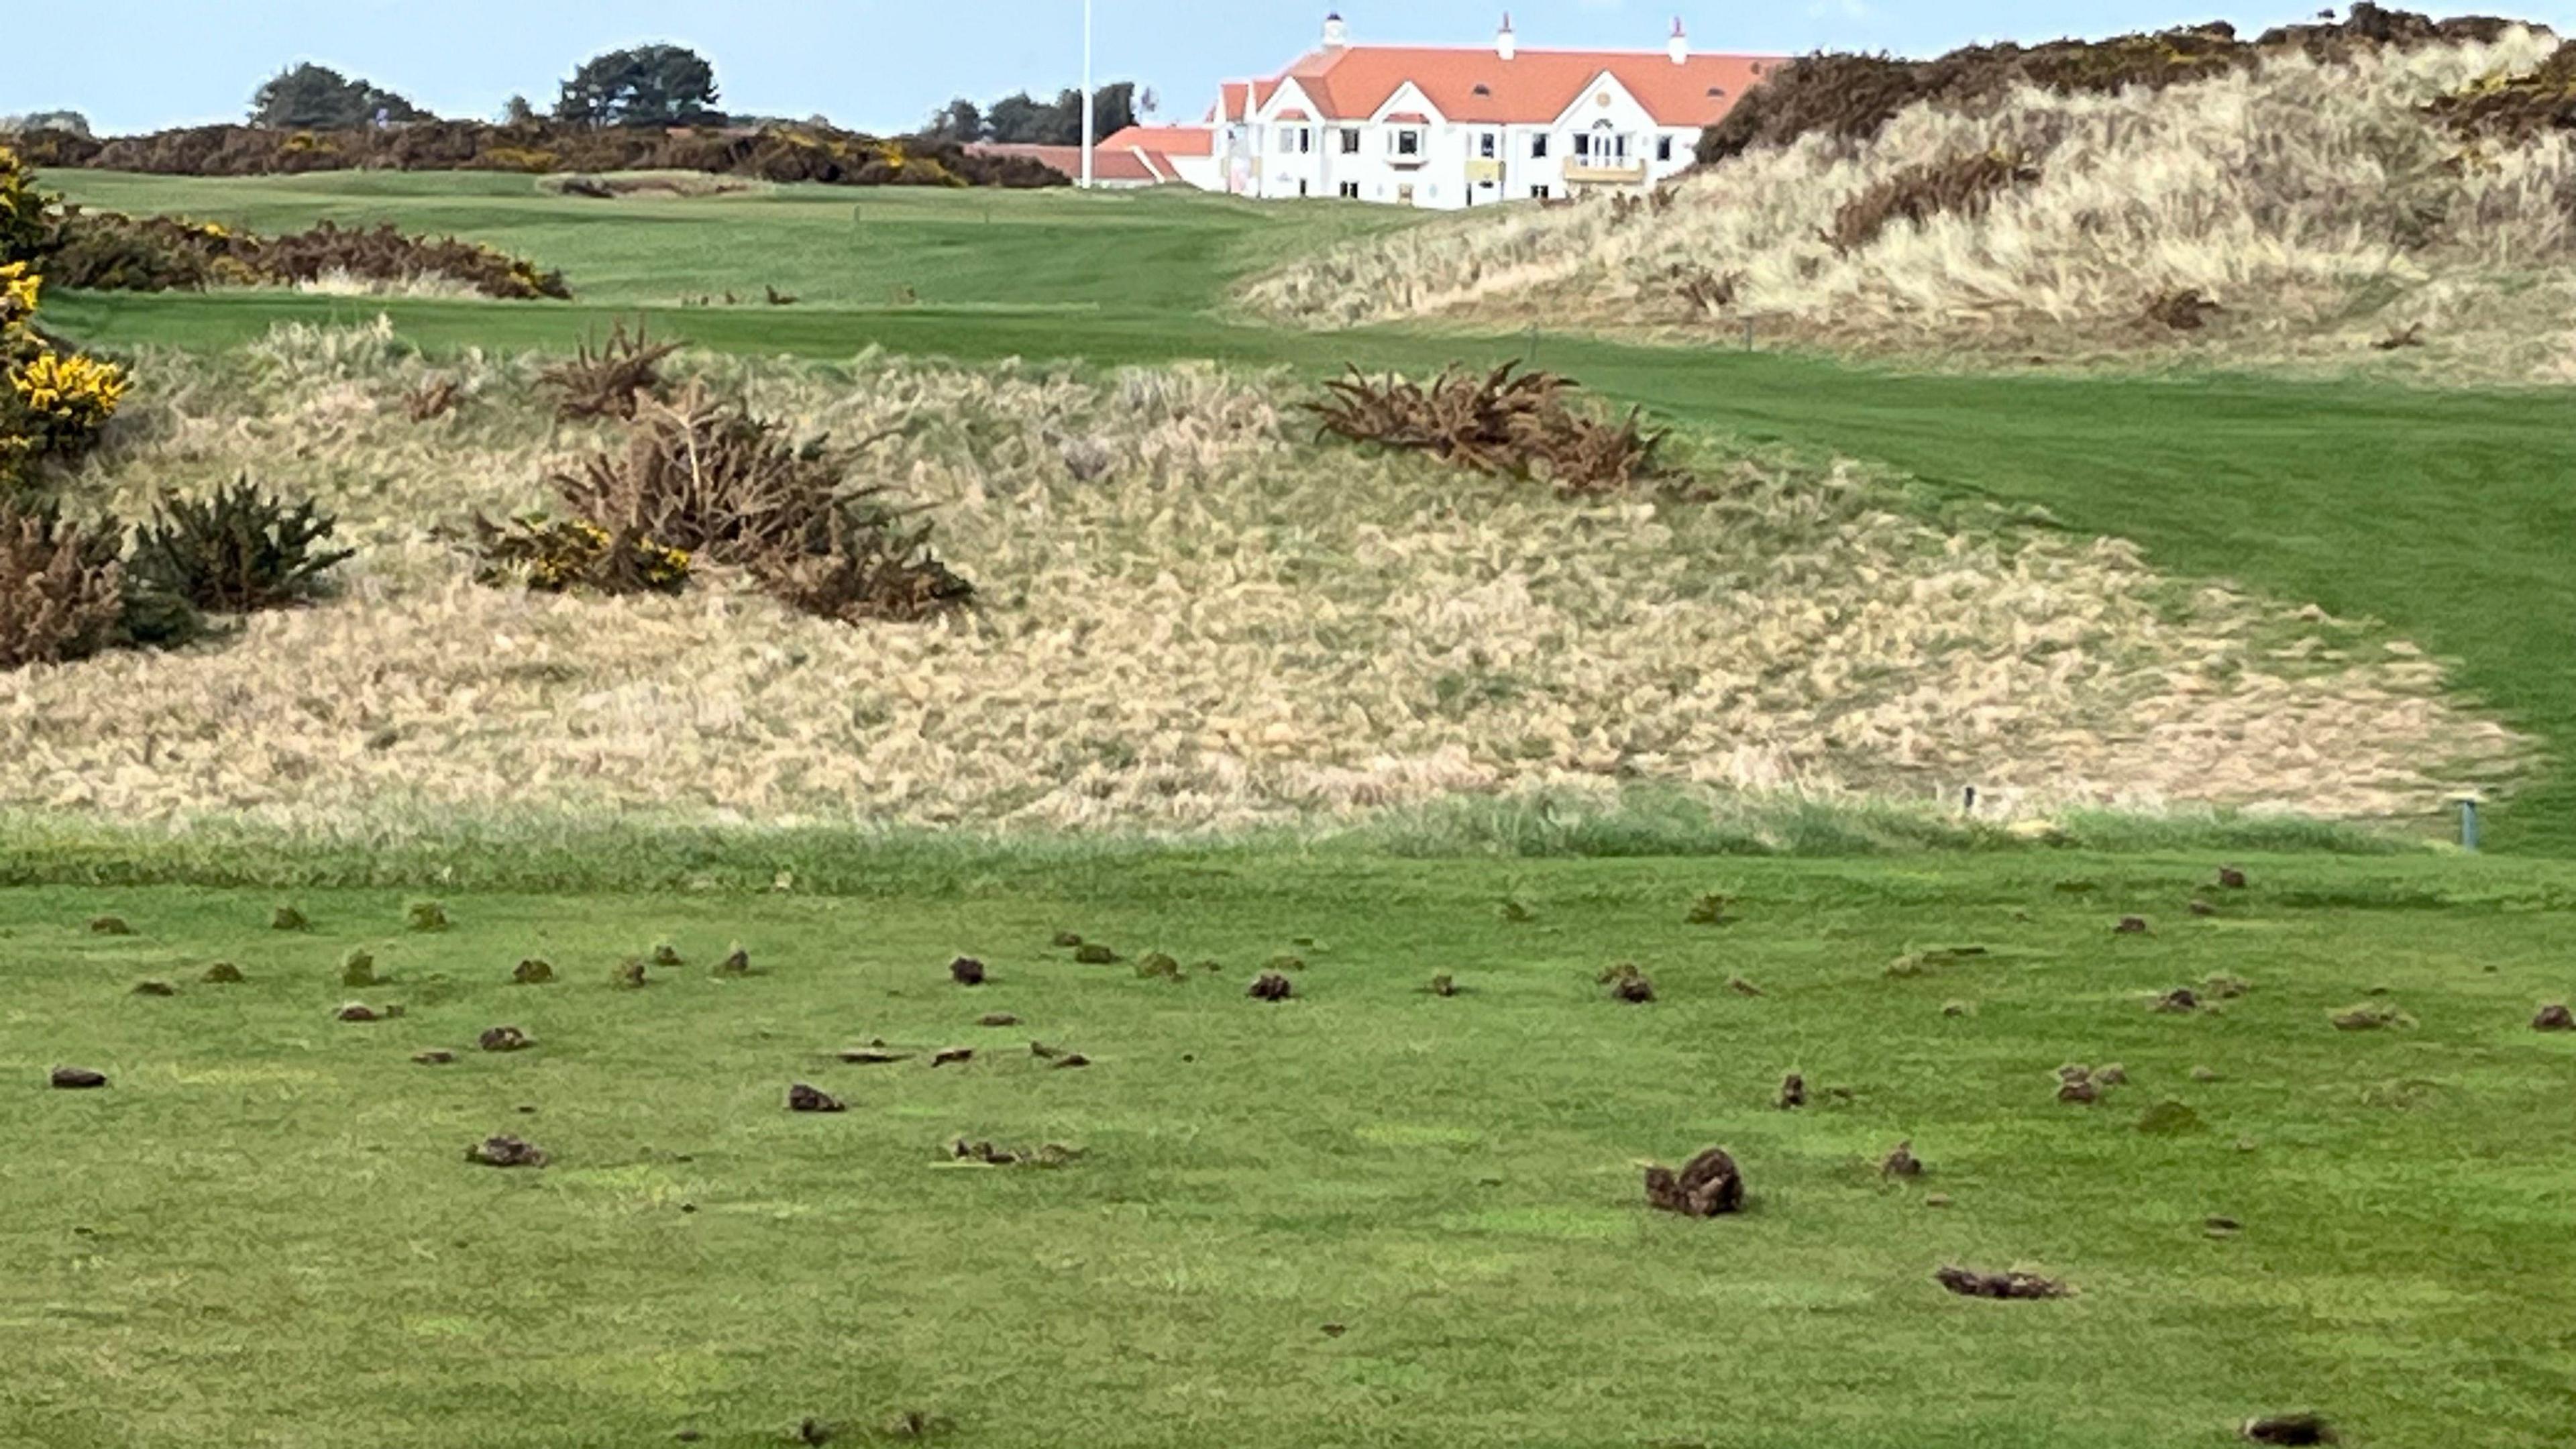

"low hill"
[0, 324, 2522, 843]
[1246, 15, 2576, 381]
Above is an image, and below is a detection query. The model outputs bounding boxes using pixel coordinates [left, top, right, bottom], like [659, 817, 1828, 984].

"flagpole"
[1081, 0, 1096, 189]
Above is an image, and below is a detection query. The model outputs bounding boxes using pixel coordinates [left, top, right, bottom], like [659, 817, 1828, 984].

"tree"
[922, 99, 986, 144]
[977, 84, 1144, 146]
[500, 94, 537, 125]
[250, 63, 429, 129]
[0, 111, 91, 138]
[556, 45, 722, 129]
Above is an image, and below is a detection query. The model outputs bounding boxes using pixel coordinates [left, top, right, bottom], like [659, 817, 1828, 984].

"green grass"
[36, 171, 2576, 854]
[7, 852, 2575, 1448]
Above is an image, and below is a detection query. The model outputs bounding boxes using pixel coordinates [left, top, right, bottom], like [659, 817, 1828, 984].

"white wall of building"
[1221, 73, 1700, 211]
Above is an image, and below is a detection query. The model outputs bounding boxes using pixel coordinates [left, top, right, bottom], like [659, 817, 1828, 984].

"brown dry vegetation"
[1246, 25, 2576, 382]
[0, 322, 2524, 835]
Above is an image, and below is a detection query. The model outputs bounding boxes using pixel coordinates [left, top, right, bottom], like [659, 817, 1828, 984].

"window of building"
[1478, 132, 1498, 158]
[1572, 132, 1589, 159]
[1532, 133, 1550, 159]
[1298, 179, 1310, 197]
[1297, 127, 1313, 154]
[1338, 180, 1360, 199]
[1656, 135, 1673, 162]
[1338, 127, 1361, 154]
[1530, 184, 1552, 200]
[1395, 129, 1422, 157]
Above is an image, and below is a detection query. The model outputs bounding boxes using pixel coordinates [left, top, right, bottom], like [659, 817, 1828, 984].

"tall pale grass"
[0, 326, 2524, 837]
[1246, 32, 2576, 379]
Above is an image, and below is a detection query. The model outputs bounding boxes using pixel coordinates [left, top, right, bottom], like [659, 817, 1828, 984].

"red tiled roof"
[1208, 79, 1281, 123]
[1251, 45, 1778, 127]
[1102, 125, 1214, 158]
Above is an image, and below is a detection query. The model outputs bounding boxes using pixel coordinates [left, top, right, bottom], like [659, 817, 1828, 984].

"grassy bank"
[36, 173, 2576, 851]
[7, 853, 2575, 1447]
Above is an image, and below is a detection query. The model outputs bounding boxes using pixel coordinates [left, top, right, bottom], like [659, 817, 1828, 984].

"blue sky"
[13, 2, 2571, 136]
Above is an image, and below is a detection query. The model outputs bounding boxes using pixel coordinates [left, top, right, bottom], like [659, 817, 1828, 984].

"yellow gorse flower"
[9, 349, 129, 426]
[0, 262, 36, 323]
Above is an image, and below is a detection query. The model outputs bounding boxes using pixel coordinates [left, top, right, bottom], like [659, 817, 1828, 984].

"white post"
[1081, 0, 1097, 189]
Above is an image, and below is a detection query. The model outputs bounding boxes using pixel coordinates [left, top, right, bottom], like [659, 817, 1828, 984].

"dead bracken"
[714, 947, 751, 977]
[2057, 1065, 2102, 1104]
[1248, 972, 1295, 1002]
[1644, 1146, 1746, 1217]
[478, 1026, 533, 1053]
[1881, 1140, 1925, 1178]
[513, 958, 555, 985]
[131, 979, 177, 997]
[201, 963, 245, 984]
[2155, 987, 2202, 1013]
[89, 915, 133, 936]
[2532, 1004, 2574, 1032]
[466, 1135, 548, 1168]
[1073, 943, 1118, 965]
[1936, 1265, 2069, 1300]
[2116, 916, 2152, 935]
[949, 956, 987, 986]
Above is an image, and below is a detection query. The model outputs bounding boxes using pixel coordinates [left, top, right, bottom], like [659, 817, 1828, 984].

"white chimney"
[1497, 12, 1517, 60]
[1322, 11, 1348, 48]
[1668, 17, 1688, 64]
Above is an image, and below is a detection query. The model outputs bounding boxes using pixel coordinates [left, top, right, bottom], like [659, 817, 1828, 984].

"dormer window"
[1707, 87, 1726, 98]
[1472, 84, 1492, 97]
[1394, 129, 1423, 157]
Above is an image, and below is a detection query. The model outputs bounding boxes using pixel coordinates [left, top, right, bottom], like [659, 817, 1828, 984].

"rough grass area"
[0, 325, 2520, 837]
[6, 853, 2575, 1448]
[1244, 30, 2576, 382]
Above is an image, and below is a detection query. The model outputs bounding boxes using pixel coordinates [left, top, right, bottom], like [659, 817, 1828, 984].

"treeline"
[9, 121, 1065, 189]
[922, 83, 1152, 146]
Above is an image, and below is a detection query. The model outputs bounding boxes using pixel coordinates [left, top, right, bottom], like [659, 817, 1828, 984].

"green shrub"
[127, 477, 354, 612]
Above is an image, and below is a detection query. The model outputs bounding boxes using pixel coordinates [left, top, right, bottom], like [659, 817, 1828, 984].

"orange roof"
[1208, 79, 1281, 123]
[1251, 45, 1779, 127]
[1102, 125, 1214, 158]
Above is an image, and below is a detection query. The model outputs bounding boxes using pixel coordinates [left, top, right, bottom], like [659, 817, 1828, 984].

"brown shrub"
[1702, 7, 2520, 163]
[545, 387, 971, 623]
[1310, 364, 1670, 494]
[19, 119, 1065, 189]
[1828, 149, 2041, 253]
[0, 499, 125, 670]
[2426, 38, 2576, 142]
[45, 209, 569, 300]
[538, 319, 680, 421]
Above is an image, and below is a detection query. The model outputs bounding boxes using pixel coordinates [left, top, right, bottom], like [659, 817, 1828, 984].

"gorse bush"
[2425, 38, 2576, 140]
[1309, 364, 1670, 494]
[469, 513, 692, 595]
[44, 210, 570, 301]
[0, 496, 124, 669]
[1827, 148, 2041, 254]
[127, 477, 355, 613]
[2, 150, 128, 490]
[7, 118, 1065, 189]
[496, 382, 971, 622]
[537, 319, 678, 421]
[1698, 5, 2522, 163]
